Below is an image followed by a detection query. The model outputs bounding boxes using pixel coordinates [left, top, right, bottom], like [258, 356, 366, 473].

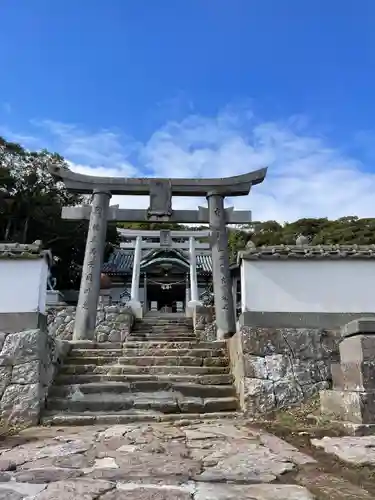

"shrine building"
[101, 228, 241, 315]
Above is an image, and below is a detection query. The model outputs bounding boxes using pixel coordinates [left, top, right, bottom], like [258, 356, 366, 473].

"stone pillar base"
[321, 389, 375, 425]
[46, 290, 65, 306]
[320, 389, 375, 436]
[320, 317, 375, 435]
[216, 326, 235, 340]
[128, 300, 143, 319]
[187, 300, 202, 317]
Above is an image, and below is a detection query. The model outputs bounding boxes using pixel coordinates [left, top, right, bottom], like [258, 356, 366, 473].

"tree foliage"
[227, 216, 375, 262]
[0, 137, 119, 289]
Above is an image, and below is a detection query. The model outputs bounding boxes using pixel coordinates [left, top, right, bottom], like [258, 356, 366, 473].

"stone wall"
[48, 305, 135, 342]
[0, 328, 69, 426]
[0, 305, 135, 427]
[240, 324, 340, 415]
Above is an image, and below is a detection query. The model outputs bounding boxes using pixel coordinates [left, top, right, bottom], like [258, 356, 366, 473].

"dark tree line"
[0, 137, 119, 289]
[226, 217, 375, 261]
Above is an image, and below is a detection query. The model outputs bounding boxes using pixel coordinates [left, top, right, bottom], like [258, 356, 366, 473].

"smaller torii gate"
[49, 165, 267, 340]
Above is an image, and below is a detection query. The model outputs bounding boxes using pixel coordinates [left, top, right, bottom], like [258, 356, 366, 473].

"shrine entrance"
[51, 164, 267, 340]
[147, 282, 185, 312]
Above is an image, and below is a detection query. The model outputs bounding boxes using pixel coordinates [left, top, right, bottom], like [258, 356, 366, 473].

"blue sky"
[1, 0, 375, 221]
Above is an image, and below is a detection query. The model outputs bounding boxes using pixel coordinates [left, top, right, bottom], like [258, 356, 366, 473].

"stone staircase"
[42, 314, 239, 425]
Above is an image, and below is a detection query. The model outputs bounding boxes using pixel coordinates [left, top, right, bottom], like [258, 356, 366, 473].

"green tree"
[0, 137, 119, 289]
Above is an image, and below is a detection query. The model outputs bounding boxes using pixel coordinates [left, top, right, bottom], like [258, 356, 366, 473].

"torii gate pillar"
[208, 193, 236, 339]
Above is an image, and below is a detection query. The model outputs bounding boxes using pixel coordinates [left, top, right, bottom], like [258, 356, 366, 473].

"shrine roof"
[102, 248, 213, 275]
[238, 244, 375, 262]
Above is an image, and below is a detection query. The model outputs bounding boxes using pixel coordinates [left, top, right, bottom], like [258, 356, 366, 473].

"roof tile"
[239, 244, 375, 261]
[102, 248, 212, 275]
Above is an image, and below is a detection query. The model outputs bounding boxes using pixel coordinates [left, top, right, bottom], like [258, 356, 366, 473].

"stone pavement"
[0, 418, 316, 499]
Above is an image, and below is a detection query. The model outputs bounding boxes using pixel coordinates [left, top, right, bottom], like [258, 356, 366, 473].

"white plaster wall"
[241, 259, 375, 313]
[0, 259, 49, 313]
[38, 260, 49, 314]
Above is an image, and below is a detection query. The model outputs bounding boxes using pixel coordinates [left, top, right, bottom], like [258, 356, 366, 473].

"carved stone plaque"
[147, 179, 172, 218]
[160, 229, 172, 248]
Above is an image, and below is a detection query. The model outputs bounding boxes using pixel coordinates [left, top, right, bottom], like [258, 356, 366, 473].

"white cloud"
[2, 109, 375, 221]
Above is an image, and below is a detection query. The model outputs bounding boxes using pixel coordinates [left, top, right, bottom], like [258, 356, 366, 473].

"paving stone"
[195, 441, 295, 482]
[0, 472, 11, 482]
[255, 431, 317, 465]
[312, 435, 375, 464]
[19, 453, 93, 470]
[0, 438, 91, 467]
[83, 457, 119, 474]
[0, 490, 24, 500]
[0, 481, 47, 497]
[33, 478, 115, 499]
[296, 471, 373, 500]
[13, 467, 83, 483]
[101, 483, 193, 499]
[193, 483, 314, 500]
[184, 429, 219, 440]
[98, 425, 136, 439]
[185, 423, 247, 440]
[152, 424, 185, 440]
[85, 451, 201, 481]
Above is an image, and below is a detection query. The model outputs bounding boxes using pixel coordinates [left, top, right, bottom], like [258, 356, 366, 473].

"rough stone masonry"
[229, 314, 342, 415]
[0, 328, 69, 426]
[48, 305, 135, 343]
[0, 306, 135, 427]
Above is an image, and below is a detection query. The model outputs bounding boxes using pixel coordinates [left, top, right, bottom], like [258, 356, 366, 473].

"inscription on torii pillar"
[49, 164, 267, 340]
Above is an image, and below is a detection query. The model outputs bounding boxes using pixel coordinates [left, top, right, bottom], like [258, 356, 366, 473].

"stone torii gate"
[49, 164, 267, 341]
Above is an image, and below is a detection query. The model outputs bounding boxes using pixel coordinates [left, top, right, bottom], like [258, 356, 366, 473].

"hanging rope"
[148, 279, 186, 289]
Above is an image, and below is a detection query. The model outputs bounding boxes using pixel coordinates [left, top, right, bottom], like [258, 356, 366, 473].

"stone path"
[0, 418, 316, 499]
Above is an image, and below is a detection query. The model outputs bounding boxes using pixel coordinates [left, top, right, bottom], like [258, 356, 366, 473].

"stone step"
[134, 324, 193, 329]
[54, 373, 233, 385]
[133, 326, 192, 331]
[131, 332, 195, 337]
[49, 382, 236, 398]
[41, 410, 241, 426]
[130, 333, 196, 338]
[127, 336, 197, 342]
[60, 364, 229, 375]
[68, 341, 225, 349]
[69, 347, 227, 358]
[132, 326, 193, 330]
[132, 327, 193, 332]
[133, 326, 193, 330]
[46, 393, 238, 414]
[64, 356, 229, 367]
